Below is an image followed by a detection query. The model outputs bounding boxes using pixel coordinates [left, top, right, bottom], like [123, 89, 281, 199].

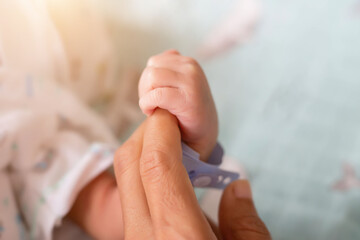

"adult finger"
[219, 180, 271, 240]
[139, 87, 187, 116]
[113, 123, 153, 239]
[140, 109, 215, 239]
[205, 214, 222, 240]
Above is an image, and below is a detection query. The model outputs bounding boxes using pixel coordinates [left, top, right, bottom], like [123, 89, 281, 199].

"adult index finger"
[140, 109, 215, 239]
[113, 122, 153, 239]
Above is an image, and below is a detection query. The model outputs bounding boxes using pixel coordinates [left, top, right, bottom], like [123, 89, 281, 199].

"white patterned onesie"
[0, 0, 122, 239]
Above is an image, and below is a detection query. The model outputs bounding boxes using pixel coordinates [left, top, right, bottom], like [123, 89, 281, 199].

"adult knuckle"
[140, 149, 172, 182]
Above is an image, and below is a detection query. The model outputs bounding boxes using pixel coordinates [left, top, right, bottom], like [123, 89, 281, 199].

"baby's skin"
[68, 50, 218, 239]
[139, 49, 218, 160]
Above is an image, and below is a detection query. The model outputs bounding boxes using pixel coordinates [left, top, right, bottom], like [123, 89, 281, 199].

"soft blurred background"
[50, 0, 360, 239]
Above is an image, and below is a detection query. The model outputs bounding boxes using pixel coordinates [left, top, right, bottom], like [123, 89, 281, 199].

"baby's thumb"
[218, 180, 271, 240]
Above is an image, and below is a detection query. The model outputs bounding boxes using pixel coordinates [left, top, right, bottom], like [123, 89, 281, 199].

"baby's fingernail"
[233, 180, 252, 200]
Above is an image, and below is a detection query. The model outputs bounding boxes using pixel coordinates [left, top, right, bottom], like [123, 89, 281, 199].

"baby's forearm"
[68, 171, 123, 240]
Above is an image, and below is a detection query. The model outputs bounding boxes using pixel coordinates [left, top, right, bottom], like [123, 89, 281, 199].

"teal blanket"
[204, 0, 360, 239]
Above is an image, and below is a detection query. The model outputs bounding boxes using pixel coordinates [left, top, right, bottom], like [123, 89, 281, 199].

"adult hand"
[113, 109, 270, 239]
[218, 180, 271, 240]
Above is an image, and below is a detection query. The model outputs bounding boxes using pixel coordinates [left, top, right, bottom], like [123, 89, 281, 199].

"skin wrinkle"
[140, 114, 181, 186]
[159, 172, 187, 211]
[139, 66, 181, 99]
[152, 88, 163, 106]
[175, 89, 190, 116]
[140, 149, 176, 185]
[147, 68, 178, 88]
[139, 87, 183, 115]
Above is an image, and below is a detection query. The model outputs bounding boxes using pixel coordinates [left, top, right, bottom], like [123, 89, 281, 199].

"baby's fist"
[138, 50, 218, 160]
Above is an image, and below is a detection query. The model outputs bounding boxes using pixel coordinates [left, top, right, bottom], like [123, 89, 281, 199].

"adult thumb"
[218, 180, 271, 240]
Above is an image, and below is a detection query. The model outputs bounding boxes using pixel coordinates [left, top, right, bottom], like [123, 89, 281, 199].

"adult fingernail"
[233, 180, 252, 200]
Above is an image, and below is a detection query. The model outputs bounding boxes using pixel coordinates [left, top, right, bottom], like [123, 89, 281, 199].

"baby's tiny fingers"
[147, 49, 180, 66]
[139, 87, 186, 116]
[138, 67, 181, 98]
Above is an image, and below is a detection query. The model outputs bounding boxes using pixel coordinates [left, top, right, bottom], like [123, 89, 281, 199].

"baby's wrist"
[186, 137, 217, 162]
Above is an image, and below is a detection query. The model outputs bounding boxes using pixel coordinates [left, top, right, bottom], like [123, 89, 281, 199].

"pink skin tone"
[69, 110, 270, 240]
[68, 51, 270, 240]
[68, 50, 219, 239]
[138, 49, 218, 161]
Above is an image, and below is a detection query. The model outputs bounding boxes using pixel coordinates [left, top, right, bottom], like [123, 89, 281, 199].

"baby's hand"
[138, 50, 218, 161]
